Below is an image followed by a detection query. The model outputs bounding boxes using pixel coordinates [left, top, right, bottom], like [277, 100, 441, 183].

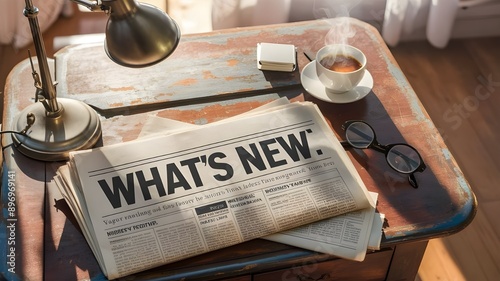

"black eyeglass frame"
[341, 120, 426, 188]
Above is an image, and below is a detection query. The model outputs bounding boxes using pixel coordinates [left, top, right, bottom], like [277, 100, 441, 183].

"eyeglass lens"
[344, 121, 424, 188]
[387, 144, 421, 173]
[345, 122, 374, 149]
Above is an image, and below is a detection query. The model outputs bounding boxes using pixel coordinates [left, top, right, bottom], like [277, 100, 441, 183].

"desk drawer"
[253, 249, 393, 281]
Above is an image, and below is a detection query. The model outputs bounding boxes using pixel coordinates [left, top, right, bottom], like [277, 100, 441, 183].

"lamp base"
[11, 98, 102, 161]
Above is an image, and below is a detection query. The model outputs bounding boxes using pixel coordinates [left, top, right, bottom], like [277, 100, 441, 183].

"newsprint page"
[55, 101, 375, 279]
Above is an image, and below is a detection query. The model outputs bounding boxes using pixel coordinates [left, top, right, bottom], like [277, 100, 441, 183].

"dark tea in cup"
[320, 55, 362, 72]
[315, 44, 366, 93]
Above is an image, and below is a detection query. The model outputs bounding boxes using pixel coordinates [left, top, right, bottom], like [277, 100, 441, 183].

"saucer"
[300, 60, 373, 104]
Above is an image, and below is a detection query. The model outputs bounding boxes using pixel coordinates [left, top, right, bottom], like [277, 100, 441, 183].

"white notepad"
[257, 43, 296, 72]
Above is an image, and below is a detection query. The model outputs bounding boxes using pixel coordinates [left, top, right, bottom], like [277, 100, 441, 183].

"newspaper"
[55, 101, 374, 279]
[264, 192, 380, 261]
[139, 99, 384, 261]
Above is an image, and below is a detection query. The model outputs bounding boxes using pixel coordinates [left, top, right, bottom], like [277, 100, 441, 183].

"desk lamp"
[11, 0, 180, 161]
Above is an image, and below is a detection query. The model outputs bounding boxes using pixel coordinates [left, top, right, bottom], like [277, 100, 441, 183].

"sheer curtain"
[382, 0, 460, 48]
[0, 0, 72, 49]
[211, 0, 465, 48]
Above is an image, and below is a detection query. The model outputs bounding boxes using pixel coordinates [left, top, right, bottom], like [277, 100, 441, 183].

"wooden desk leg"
[386, 240, 428, 281]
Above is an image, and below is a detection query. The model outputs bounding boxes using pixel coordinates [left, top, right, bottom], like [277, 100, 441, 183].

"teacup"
[315, 44, 367, 93]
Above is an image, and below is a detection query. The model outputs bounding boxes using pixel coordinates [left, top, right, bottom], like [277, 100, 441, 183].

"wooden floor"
[1, 3, 500, 280]
[391, 38, 500, 281]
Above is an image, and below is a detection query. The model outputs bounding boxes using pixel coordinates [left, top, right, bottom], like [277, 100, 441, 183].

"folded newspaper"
[139, 99, 384, 261]
[55, 101, 376, 279]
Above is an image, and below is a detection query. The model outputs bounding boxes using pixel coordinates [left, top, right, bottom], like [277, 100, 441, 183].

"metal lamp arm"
[24, 0, 59, 114]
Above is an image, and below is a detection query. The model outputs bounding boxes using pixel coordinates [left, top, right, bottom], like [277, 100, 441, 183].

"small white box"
[257, 43, 297, 72]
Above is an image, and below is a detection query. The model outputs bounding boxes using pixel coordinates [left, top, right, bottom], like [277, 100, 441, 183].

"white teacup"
[315, 44, 367, 93]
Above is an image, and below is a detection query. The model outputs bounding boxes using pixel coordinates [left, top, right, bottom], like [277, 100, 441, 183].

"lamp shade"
[104, 0, 180, 67]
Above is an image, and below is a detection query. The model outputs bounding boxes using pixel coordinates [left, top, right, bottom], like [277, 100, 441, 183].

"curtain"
[0, 0, 71, 49]
[211, 0, 463, 48]
[382, 0, 460, 48]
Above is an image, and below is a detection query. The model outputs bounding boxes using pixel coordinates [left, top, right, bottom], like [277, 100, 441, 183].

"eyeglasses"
[341, 120, 426, 188]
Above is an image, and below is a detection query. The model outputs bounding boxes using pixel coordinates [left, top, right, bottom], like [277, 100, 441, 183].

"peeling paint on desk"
[152, 94, 279, 125]
[383, 53, 427, 122]
[174, 78, 198, 86]
[110, 86, 135, 92]
[442, 148, 452, 160]
[53, 24, 314, 112]
[455, 169, 473, 198]
[227, 59, 239, 66]
[385, 193, 476, 243]
[203, 70, 216, 79]
[109, 102, 124, 107]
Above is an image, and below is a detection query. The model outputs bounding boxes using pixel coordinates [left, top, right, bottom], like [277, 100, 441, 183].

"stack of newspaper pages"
[55, 99, 383, 279]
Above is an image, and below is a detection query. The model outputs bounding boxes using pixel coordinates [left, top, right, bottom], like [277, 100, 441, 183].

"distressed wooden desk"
[1, 19, 476, 281]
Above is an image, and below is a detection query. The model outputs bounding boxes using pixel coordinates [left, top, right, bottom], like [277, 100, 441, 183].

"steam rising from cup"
[313, 0, 362, 53]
